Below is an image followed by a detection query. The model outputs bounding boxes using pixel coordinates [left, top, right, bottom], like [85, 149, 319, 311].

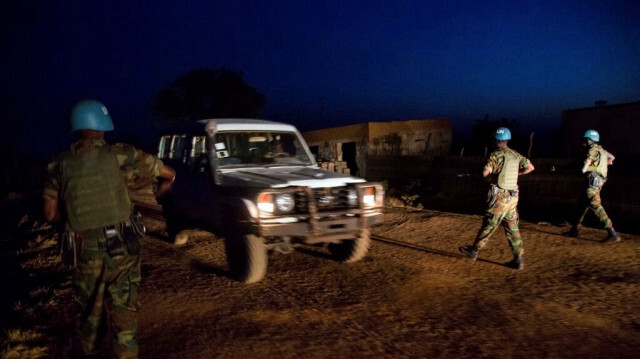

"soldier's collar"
[71, 139, 107, 153]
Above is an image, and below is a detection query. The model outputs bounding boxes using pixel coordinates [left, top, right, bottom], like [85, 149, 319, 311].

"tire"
[224, 232, 267, 283]
[328, 229, 370, 263]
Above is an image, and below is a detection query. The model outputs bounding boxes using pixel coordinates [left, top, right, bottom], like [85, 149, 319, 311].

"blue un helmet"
[70, 100, 114, 132]
[495, 127, 511, 141]
[583, 129, 599, 142]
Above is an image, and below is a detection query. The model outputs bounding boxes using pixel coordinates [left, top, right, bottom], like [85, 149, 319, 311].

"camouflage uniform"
[44, 139, 163, 358]
[573, 143, 612, 229]
[472, 147, 531, 256]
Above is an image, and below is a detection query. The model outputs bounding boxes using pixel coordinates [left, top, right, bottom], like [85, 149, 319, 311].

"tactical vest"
[497, 149, 519, 191]
[60, 145, 132, 231]
[586, 144, 608, 178]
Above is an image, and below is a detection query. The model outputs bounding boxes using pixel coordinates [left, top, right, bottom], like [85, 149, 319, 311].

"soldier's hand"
[155, 165, 176, 199]
[155, 179, 173, 198]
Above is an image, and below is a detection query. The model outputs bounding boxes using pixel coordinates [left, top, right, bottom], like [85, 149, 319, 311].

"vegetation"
[383, 179, 425, 209]
[152, 68, 266, 125]
[0, 211, 74, 359]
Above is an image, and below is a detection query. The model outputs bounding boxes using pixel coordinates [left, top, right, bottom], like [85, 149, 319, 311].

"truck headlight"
[275, 193, 295, 213]
[362, 186, 376, 206]
[347, 189, 358, 207]
[258, 192, 295, 214]
[257, 193, 274, 213]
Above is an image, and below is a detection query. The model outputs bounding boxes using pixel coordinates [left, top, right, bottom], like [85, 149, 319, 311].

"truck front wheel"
[224, 233, 267, 283]
[328, 229, 370, 263]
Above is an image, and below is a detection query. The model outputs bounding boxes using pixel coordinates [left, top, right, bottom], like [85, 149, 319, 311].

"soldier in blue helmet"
[43, 100, 176, 358]
[459, 127, 535, 270]
[566, 129, 620, 243]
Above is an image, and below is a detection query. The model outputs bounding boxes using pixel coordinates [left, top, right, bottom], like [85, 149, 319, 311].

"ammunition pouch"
[586, 171, 603, 188]
[129, 210, 146, 238]
[104, 225, 126, 258]
[487, 185, 518, 207]
[103, 211, 144, 258]
[121, 223, 140, 255]
[487, 185, 500, 207]
[123, 210, 145, 255]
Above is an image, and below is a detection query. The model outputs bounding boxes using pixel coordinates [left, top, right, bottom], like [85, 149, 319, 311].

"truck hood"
[218, 166, 366, 188]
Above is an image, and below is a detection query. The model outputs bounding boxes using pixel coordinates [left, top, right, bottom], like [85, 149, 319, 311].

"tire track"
[138, 207, 412, 356]
[134, 200, 462, 258]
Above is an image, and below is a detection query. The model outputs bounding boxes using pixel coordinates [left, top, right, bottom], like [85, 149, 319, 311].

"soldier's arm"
[581, 157, 593, 173]
[43, 198, 61, 223]
[155, 164, 176, 198]
[43, 159, 62, 223]
[606, 151, 615, 165]
[482, 154, 498, 177]
[520, 162, 534, 176]
[130, 146, 176, 197]
[582, 147, 597, 173]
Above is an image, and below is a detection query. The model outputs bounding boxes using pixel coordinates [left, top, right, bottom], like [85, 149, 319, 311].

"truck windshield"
[212, 131, 314, 167]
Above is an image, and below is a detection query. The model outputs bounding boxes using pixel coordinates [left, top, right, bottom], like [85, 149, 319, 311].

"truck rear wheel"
[224, 233, 267, 283]
[328, 229, 370, 263]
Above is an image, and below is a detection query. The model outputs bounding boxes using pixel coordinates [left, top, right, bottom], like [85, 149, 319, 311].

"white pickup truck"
[157, 119, 384, 283]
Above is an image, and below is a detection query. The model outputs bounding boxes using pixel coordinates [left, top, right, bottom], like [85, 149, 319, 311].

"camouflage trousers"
[74, 228, 141, 359]
[472, 190, 523, 255]
[574, 184, 612, 229]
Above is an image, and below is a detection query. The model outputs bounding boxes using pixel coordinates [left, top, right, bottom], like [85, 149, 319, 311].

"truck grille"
[295, 186, 355, 212]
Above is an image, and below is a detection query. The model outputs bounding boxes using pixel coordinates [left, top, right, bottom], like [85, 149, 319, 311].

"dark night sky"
[3, 0, 639, 158]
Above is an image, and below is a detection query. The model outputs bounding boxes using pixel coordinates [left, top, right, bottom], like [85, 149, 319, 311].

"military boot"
[506, 254, 524, 270]
[565, 225, 579, 237]
[173, 231, 189, 246]
[458, 245, 478, 260]
[600, 227, 620, 243]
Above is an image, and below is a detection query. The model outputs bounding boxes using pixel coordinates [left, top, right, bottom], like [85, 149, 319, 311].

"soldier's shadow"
[474, 257, 516, 269]
[526, 226, 602, 243]
[296, 237, 515, 269]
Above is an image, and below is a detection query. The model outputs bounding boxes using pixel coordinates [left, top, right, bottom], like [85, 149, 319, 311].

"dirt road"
[137, 207, 639, 359]
[2, 199, 639, 358]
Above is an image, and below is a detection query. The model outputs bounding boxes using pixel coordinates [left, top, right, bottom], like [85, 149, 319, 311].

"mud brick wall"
[319, 160, 351, 175]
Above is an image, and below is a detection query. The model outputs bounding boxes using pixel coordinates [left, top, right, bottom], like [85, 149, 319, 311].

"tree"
[466, 115, 524, 156]
[153, 68, 266, 124]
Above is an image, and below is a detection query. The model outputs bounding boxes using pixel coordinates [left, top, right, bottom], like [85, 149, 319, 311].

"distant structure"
[302, 119, 451, 183]
[561, 101, 640, 158]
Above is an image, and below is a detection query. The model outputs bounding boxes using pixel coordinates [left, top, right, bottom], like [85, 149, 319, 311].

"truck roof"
[202, 118, 299, 133]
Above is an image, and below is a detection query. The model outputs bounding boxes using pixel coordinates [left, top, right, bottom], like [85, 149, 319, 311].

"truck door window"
[170, 135, 187, 161]
[158, 135, 172, 159]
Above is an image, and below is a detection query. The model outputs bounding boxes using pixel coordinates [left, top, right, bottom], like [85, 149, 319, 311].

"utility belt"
[585, 171, 604, 188]
[487, 184, 518, 207]
[103, 210, 146, 258]
[61, 211, 146, 268]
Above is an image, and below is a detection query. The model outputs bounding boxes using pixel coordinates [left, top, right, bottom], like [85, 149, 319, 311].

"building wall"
[302, 119, 451, 181]
[302, 123, 369, 145]
[562, 101, 640, 158]
[368, 120, 451, 157]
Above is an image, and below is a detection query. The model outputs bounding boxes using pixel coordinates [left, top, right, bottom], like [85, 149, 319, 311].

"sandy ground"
[2, 195, 639, 359]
